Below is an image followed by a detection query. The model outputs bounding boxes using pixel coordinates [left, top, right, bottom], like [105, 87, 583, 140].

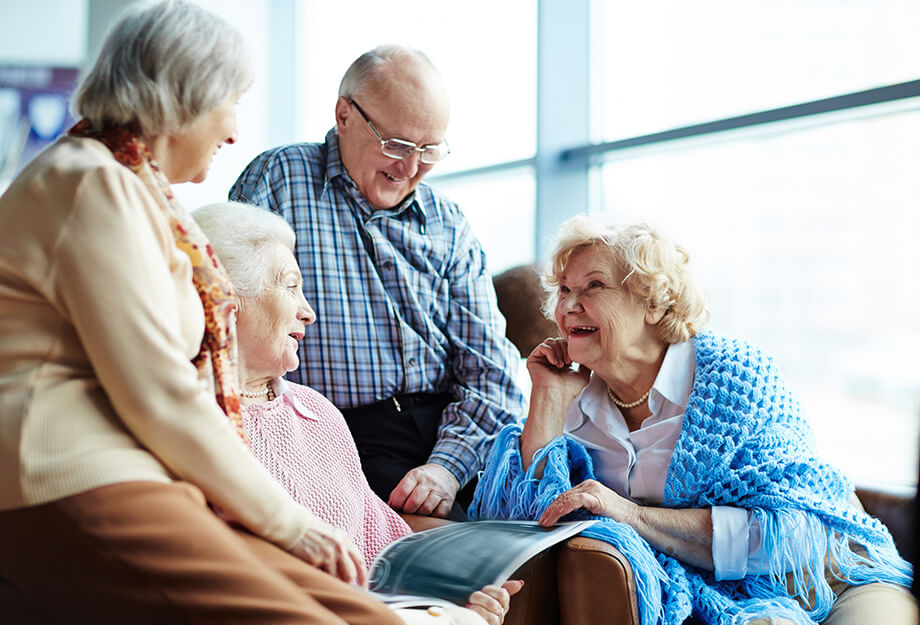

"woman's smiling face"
[552, 245, 650, 368]
[236, 242, 315, 381]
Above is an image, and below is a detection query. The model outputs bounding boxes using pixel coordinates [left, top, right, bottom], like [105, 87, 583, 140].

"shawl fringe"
[471, 420, 912, 625]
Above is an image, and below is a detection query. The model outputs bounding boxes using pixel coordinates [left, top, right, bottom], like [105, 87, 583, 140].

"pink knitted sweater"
[241, 380, 412, 563]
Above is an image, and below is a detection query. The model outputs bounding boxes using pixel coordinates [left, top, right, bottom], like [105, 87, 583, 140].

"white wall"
[0, 0, 88, 66]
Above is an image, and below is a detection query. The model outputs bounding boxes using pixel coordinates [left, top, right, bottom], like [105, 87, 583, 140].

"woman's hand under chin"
[520, 338, 593, 473]
[526, 337, 592, 402]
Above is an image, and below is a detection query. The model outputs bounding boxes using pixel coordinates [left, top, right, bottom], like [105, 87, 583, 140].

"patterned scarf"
[68, 120, 248, 444]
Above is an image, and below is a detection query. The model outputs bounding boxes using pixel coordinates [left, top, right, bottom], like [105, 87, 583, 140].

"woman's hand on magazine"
[466, 580, 524, 625]
[538, 479, 637, 527]
[289, 519, 368, 587]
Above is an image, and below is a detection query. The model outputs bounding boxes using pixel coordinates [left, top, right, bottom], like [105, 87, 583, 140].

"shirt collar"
[566, 374, 608, 433]
[270, 377, 318, 421]
[323, 127, 427, 224]
[566, 340, 696, 433]
[649, 340, 696, 410]
[323, 127, 348, 187]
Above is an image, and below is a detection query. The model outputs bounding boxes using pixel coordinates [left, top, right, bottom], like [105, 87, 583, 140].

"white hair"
[71, 0, 253, 137]
[338, 44, 437, 99]
[543, 216, 710, 344]
[192, 202, 295, 298]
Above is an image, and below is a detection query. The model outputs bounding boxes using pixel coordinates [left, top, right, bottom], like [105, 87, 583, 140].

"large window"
[591, 0, 920, 141]
[290, 1, 919, 487]
[590, 1, 920, 489]
[435, 168, 536, 273]
[595, 109, 920, 488]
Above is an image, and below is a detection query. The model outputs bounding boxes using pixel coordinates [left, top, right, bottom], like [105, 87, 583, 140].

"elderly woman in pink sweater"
[193, 201, 521, 625]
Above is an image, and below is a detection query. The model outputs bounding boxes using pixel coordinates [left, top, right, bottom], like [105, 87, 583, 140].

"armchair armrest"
[855, 486, 914, 553]
[398, 513, 454, 533]
[557, 537, 639, 625]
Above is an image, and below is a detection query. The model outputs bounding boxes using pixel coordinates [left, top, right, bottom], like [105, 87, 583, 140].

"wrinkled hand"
[466, 580, 524, 625]
[289, 518, 367, 587]
[538, 479, 638, 527]
[526, 338, 592, 400]
[388, 463, 460, 518]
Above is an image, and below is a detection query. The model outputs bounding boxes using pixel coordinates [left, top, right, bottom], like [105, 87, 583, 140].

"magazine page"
[365, 590, 458, 611]
[369, 519, 596, 606]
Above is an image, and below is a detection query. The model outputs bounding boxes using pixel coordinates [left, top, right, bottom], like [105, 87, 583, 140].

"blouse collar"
[269, 377, 318, 421]
[566, 340, 696, 433]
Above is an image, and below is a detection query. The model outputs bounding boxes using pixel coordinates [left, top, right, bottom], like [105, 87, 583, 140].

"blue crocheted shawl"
[470, 333, 911, 625]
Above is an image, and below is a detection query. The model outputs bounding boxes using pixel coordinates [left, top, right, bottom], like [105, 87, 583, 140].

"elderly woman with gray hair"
[472, 215, 916, 625]
[0, 2, 399, 624]
[193, 201, 521, 625]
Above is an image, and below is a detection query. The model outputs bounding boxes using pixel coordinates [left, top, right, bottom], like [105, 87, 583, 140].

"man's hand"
[388, 463, 460, 518]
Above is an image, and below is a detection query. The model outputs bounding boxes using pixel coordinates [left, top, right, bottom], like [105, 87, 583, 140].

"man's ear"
[334, 97, 351, 130]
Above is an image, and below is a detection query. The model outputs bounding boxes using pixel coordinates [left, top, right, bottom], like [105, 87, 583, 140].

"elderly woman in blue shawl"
[472, 216, 916, 625]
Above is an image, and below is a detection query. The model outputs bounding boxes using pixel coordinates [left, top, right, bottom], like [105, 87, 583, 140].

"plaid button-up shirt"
[229, 129, 526, 484]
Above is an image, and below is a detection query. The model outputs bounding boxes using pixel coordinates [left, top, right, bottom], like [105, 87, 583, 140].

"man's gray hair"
[192, 202, 295, 299]
[338, 44, 436, 99]
[71, 0, 253, 137]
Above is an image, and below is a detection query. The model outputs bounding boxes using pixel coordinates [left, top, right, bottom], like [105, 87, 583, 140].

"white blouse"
[563, 341, 806, 580]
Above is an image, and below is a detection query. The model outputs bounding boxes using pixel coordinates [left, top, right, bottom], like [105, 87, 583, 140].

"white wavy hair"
[543, 215, 710, 344]
[192, 202, 295, 299]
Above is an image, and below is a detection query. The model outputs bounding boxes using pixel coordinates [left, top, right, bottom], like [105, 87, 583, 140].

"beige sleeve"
[45, 164, 313, 551]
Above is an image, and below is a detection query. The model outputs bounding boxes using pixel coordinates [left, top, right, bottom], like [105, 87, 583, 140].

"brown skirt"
[0, 480, 402, 625]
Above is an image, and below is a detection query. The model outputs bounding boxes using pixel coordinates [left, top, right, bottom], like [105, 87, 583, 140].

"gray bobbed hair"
[192, 202, 295, 299]
[71, 0, 253, 137]
[338, 44, 436, 99]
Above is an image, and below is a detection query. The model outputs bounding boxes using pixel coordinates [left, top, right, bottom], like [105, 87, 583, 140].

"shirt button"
[383, 261, 393, 270]
[408, 357, 416, 367]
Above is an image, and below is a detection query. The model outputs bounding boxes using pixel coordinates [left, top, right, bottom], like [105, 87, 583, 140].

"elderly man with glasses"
[230, 45, 526, 522]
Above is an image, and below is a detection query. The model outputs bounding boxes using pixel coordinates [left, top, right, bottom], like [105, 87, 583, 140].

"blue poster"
[0, 66, 79, 190]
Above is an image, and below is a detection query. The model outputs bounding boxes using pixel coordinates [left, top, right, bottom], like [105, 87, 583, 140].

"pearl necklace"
[606, 385, 651, 409]
[240, 383, 272, 399]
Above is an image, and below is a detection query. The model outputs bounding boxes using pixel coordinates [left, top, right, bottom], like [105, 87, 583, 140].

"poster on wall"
[0, 66, 79, 192]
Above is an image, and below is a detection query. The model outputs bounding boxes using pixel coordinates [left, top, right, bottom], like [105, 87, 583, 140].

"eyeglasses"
[348, 99, 450, 164]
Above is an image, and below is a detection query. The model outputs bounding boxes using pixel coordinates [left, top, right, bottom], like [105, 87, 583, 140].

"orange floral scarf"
[69, 120, 248, 444]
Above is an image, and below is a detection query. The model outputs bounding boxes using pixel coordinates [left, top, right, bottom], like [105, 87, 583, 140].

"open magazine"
[367, 519, 597, 609]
